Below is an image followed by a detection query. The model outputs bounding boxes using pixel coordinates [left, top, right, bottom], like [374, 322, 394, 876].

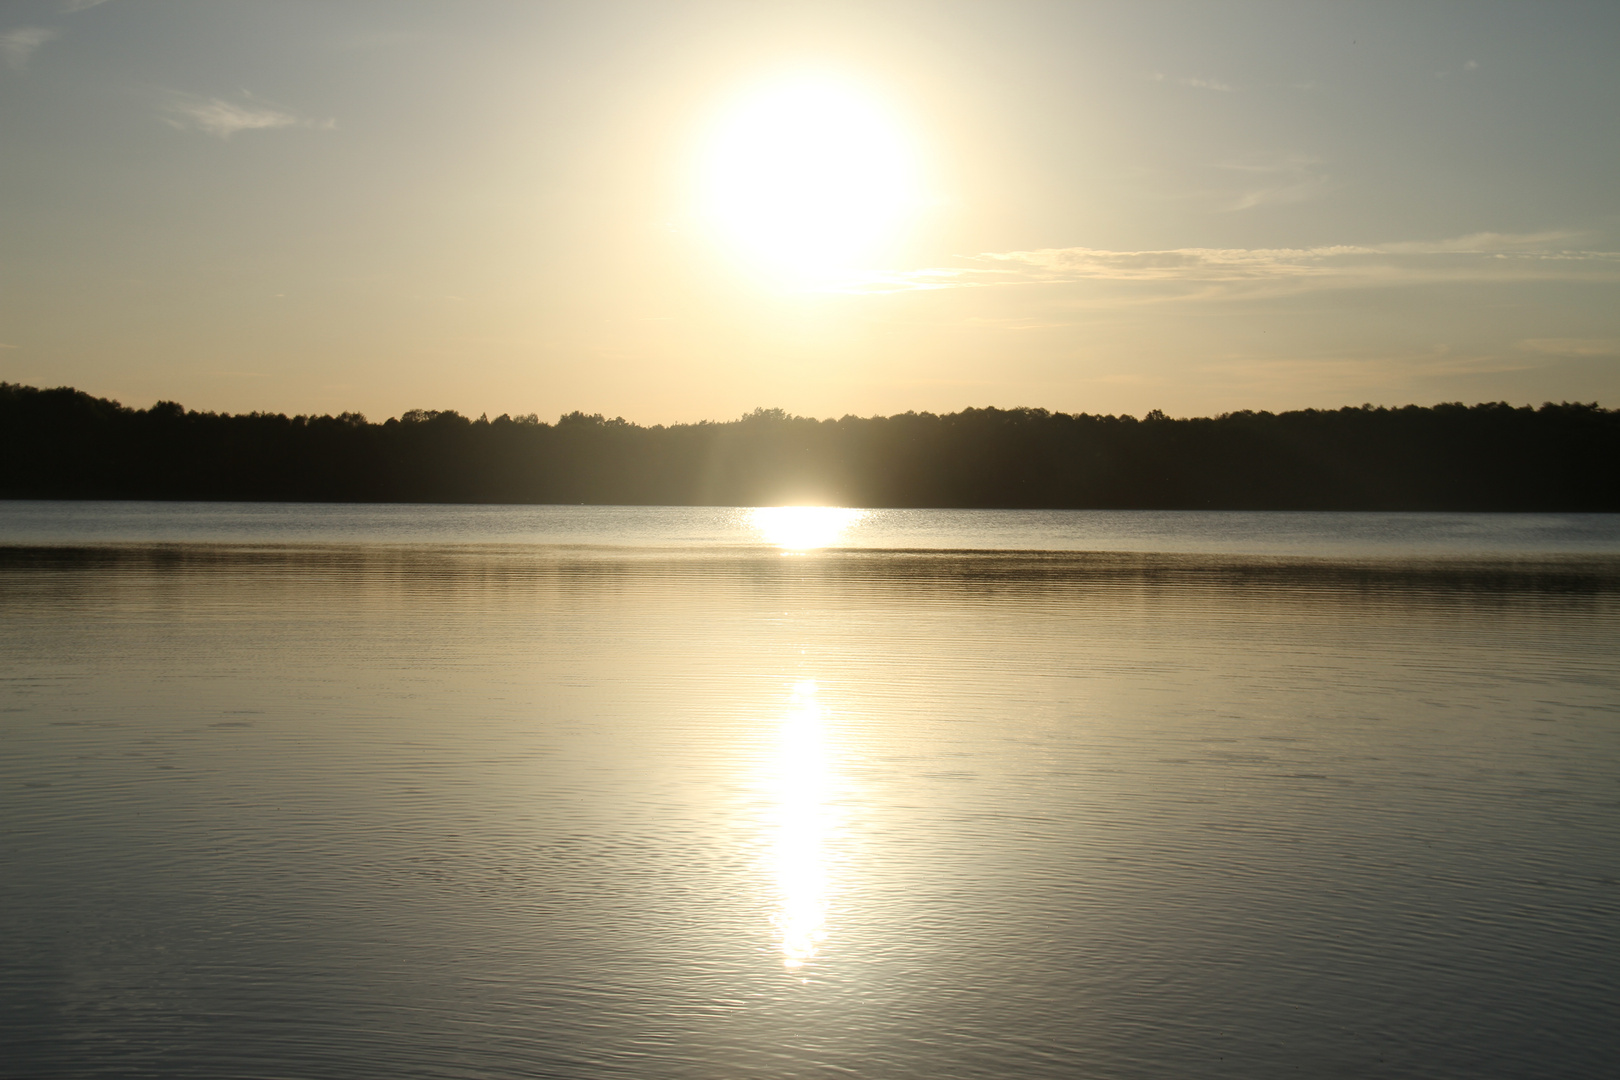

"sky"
[1, 0, 1617, 423]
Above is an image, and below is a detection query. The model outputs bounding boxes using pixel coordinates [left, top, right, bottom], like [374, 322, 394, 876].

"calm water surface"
[3, 504, 1618, 1079]
[4, 500, 1619, 555]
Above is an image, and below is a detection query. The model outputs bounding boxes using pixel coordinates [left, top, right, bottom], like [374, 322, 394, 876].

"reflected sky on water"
[3, 517, 1619, 1079]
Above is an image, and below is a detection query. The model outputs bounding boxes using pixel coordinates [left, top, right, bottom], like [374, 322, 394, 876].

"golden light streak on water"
[770, 679, 835, 969]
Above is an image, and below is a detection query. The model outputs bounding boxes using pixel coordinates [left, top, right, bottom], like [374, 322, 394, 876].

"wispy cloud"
[1151, 72, 1236, 92]
[831, 232, 1620, 296]
[1518, 338, 1620, 358]
[1436, 59, 1481, 79]
[162, 92, 335, 138]
[1376, 230, 1582, 254]
[1218, 154, 1329, 211]
[1, 27, 59, 72]
[63, 0, 116, 10]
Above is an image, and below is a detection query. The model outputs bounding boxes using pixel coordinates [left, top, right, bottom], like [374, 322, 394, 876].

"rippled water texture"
[3, 505, 1619, 1079]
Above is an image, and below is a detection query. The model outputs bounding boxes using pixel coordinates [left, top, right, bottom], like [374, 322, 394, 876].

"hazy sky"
[2, 1, 1617, 422]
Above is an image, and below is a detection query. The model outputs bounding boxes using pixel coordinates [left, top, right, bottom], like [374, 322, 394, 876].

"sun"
[698, 73, 922, 282]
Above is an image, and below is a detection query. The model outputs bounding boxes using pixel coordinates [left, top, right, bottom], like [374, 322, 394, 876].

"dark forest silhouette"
[2, 382, 1615, 510]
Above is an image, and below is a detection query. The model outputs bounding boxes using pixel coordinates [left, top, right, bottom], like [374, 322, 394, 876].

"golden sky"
[2, 1, 1617, 422]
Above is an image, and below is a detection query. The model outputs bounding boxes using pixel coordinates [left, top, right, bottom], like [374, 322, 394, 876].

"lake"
[3, 502, 1619, 1079]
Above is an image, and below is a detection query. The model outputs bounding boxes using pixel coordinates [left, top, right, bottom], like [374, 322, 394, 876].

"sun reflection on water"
[749, 506, 868, 551]
[771, 680, 835, 969]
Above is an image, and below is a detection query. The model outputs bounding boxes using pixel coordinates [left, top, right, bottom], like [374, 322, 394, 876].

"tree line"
[2, 382, 1615, 510]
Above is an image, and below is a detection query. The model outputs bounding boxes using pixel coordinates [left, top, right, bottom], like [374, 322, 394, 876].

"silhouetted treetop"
[2, 381, 1614, 510]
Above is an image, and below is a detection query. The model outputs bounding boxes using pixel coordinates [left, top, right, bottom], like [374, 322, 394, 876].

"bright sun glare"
[701, 74, 921, 281]
[749, 506, 868, 550]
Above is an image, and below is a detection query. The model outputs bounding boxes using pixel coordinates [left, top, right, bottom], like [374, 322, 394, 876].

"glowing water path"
[769, 680, 836, 969]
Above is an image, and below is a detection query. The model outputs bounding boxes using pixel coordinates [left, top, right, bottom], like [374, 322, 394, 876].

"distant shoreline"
[4, 383, 1616, 512]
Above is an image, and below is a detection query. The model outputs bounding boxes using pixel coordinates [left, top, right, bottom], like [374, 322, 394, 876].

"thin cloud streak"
[1378, 230, 1584, 254]
[1150, 72, 1236, 92]
[1213, 154, 1330, 211]
[833, 233, 1620, 297]
[1, 27, 59, 72]
[1519, 338, 1620, 358]
[162, 92, 336, 138]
